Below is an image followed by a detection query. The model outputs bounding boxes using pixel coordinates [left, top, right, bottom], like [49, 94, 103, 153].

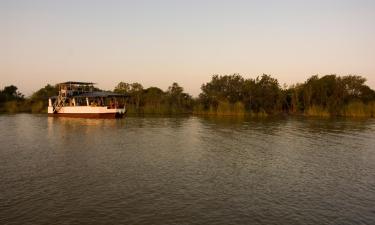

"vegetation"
[114, 82, 193, 114]
[1, 74, 375, 117]
[286, 75, 375, 117]
[0, 85, 26, 113]
[196, 74, 284, 116]
[0, 84, 58, 113]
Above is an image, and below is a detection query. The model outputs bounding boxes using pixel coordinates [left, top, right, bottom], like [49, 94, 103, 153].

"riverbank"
[2, 103, 375, 118]
[2, 74, 375, 118]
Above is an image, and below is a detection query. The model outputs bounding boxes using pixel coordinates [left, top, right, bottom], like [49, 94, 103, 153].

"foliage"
[1, 74, 375, 117]
[114, 82, 193, 114]
[28, 84, 59, 113]
[198, 74, 284, 115]
[0, 85, 24, 102]
[0, 85, 25, 113]
[287, 74, 375, 116]
[30, 84, 58, 101]
[0, 84, 58, 113]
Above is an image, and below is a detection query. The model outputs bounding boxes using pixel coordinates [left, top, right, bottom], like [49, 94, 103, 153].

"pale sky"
[1, 0, 375, 96]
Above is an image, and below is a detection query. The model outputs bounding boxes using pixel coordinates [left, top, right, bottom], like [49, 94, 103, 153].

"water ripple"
[0, 115, 375, 225]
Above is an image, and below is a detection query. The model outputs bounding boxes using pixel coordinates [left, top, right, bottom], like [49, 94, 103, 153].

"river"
[1, 114, 375, 225]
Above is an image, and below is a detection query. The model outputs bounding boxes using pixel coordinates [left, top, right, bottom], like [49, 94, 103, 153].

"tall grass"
[342, 101, 375, 117]
[3, 101, 19, 113]
[305, 105, 330, 117]
[193, 101, 247, 116]
[216, 101, 245, 116]
[31, 101, 46, 113]
[0, 100, 47, 114]
[2, 98, 375, 118]
[126, 103, 191, 115]
[0, 101, 30, 113]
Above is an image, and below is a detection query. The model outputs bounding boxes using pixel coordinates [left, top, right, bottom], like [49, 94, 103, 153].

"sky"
[1, 0, 375, 96]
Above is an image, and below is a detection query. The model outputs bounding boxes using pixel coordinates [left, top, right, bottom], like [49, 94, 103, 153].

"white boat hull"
[48, 106, 126, 118]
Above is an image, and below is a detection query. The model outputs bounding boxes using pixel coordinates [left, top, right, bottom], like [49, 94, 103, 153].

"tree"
[198, 74, 284, 114]
[166, 82, 193, 113]
[129, 83, 143, 111]
[0, 85, 24, 102]
[114, 82, 131, 94]
[255, 74, 282, 113]
[200, 74, 245, 111]
[30, 84, 58, 101]
[28, 84, 59, 113]
[167, 82, 183, 106]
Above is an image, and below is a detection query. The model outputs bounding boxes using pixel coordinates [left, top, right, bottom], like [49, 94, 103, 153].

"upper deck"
[57, 81, 96, 98]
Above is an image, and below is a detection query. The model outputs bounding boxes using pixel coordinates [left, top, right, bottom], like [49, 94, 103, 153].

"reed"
[0, 101, 32, 113]
[342, 101, 375, 117]
[141, 104, 169, 114]
[248, 109, 269, 118]
[305, 105, 330, 117]
[370, 102, 375, 117]
[31, 101, 46, 113]
[193, 101, 246, 116]
[126, 103, 191, 115]
[3, 101, 19, 113]
[193, 104, 218, 116]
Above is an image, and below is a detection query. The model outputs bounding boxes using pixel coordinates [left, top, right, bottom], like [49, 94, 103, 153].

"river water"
[0, 114, 375, 225]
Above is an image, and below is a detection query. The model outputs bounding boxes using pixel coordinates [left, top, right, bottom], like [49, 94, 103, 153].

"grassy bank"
[342, 101, 375, 117]
[2, 99, 375, 118]
[0, 100, 48, 114]
[299, 101, 375, 118]
[193, 101, 271, 117]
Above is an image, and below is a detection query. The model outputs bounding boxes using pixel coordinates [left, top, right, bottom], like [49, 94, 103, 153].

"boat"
[48, 81, 127, 118]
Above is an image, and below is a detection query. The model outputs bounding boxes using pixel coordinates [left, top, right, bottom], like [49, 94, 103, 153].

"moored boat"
[48, 81, 127, 118]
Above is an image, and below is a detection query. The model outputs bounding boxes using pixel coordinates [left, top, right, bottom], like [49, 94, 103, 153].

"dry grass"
[305, 105, 330, 117]
[342, 101, 375, 118]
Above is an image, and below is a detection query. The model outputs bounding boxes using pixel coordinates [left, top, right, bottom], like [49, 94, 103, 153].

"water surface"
[1, 114, 375, 225]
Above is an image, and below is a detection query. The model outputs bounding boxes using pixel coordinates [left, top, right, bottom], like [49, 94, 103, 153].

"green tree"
[114, 82, 131, 94]
[166, 82, 193, 113]
[29, 84, 59, 113]
[0, 85, 24, 102]
[129, 83, 143, 111]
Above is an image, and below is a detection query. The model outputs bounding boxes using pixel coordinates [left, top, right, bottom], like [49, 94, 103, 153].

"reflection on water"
[1, 114, 375, 225]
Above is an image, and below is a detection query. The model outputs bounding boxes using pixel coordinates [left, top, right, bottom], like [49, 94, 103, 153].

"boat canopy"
[75, 91, 128, 98]
[57, 81, 96, 85]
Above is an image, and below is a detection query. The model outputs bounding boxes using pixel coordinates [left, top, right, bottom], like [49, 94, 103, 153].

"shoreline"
[1, 111, 374, 119]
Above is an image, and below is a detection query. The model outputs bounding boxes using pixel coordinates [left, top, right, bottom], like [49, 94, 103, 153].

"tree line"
[197, 74, 375, 117]
[1, 74, 375, 117]
[0, 84, 58, 113]
[113, 82, 193, 114]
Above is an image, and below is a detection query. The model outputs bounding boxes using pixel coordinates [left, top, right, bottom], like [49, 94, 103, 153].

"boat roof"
[57, 81, 96, 85]
[76, 91, 127, 98]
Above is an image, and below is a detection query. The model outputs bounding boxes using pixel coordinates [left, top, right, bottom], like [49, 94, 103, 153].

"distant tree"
[341, 75, 366, 97]
[242, 78, 256, 111]
[129, 83, 143, 111]
[167, 82, 183, 106]
[286, 74, 375, 116]
[358, 85, 375, 102]
[143, 87, 165, 105]
[199, 74, 284, 114]
[168, 82, 183, 96]
[114, 82, 131, 94]
[255, 74, 282, 113]
[30, 84, 58, 101]
[0, 85, 24, 102]
[166, 82, 193, 113]
[26, 84, 59, 113]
